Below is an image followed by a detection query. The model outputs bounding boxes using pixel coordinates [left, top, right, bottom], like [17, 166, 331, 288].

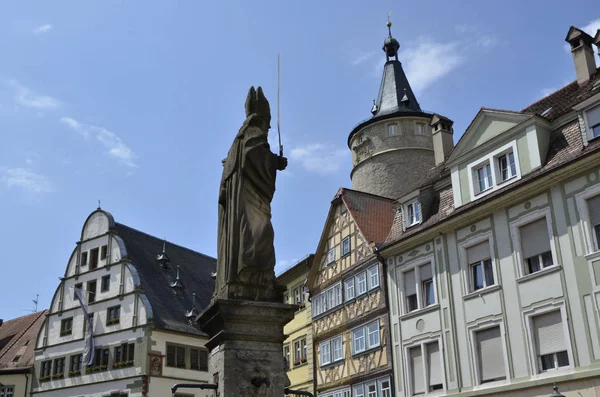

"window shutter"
[588, 104, 600, 127]
[467, 241, 490, 264]
[477, 326, 505, 382]
[405, 270, 416, 296]
[533, 310, 566, 355]
[520, 218, 551, 259]
[410, 346, 425, 394]
[420, 264, 432, 281]
[587, 195, 600, 227]
[427, 342, 442, 387]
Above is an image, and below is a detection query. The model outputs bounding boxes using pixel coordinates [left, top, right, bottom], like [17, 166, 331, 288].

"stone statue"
[214, 86, 287, 301]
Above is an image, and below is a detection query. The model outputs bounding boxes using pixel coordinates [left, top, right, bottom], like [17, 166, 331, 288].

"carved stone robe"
[215, 114, 278, 300]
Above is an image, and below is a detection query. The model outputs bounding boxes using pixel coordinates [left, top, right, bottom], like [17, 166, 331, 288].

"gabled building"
[278, 255, 315, 394]
[32, 208, 216, 397]
[0, 310, 47, 397]
[380, 25, 600, 397]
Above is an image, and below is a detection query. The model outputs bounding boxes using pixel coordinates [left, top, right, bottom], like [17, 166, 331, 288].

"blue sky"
[0, 1, 598, 320]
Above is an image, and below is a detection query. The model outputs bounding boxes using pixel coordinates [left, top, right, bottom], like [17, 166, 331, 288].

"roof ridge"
[521, 79, 577, 111]
[339, 187, 396, 202]
[114, 223, 216, 261]
[0, 310, 46, 362]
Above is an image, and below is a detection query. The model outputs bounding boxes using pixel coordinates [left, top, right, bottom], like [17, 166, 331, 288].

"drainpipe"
[23, 373, 29, 397]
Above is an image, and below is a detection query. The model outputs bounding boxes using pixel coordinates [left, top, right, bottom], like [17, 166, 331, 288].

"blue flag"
[75, 288, 95, 366]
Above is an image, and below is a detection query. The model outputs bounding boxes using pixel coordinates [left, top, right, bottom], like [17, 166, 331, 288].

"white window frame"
[417, 123, 425, 135]
[344, 277, 355, 301]
[583, 102, 600, 140]
[355, 271, 367, 296]
[458, 234, 498, 296]
[388, 123, 398, 136]
[467, 320, 509, 387]
[327, 247, 336, 265]
[352, 319, 381, 355]
[319, 387, 351, 397]
[495, 150, 517, 183]
[368, 264, 380, 290]
[474, 162, 493, 194]
[466, 140, 521, 201]
[397, 255, 437, 315]
[404, 338, 445, 396]
[406, 200, 422, 227]
[523, 303, 574, 376]
[575, 184, 600, 255]
[320, 334, 344, 367]
[341, 236, 351, 257]
[312, 282, 342, 317]
[509, 208, 559, 279]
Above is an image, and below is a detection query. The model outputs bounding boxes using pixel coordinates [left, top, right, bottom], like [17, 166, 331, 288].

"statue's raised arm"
[214, 86, 287, 302]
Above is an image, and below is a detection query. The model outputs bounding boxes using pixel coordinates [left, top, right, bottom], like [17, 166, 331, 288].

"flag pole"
[277, 52, 283, 157]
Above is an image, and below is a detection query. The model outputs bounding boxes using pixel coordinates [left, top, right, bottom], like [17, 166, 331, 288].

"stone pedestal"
[197, 299, 296, 396]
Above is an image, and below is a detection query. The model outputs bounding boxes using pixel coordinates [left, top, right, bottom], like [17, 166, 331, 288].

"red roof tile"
[338, 188, 396, 244]
[0, 310, 47, 371]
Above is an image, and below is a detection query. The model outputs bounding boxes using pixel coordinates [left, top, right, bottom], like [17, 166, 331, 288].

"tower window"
[416, 123, 425, 134]
[388, 124, 398, 136]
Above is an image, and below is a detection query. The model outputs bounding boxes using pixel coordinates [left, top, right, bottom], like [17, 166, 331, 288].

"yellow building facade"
[278, 255, 315, 395]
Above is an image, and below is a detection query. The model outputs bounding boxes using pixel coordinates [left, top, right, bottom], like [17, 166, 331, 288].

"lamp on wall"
[550, 384, 565, 397]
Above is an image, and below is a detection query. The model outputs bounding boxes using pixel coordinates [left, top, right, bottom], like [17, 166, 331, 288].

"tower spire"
[383, 14, 400, 62]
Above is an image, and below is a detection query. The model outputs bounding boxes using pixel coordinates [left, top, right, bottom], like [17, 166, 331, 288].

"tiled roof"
[113, 223, 216, 335]
[0, 310, 47, 371]
[522, 68, 600, 120]
[338, 188, 396, 244]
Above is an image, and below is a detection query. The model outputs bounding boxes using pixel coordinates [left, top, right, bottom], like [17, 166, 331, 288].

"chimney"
[430, 114, 454, 165]
[565, 26, 597, 85]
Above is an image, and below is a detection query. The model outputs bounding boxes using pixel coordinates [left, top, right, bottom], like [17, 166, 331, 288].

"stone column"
[197, 299, 296, 396]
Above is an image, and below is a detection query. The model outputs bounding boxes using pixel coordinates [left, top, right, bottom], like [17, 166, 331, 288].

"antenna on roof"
[97, 200, 101, 209]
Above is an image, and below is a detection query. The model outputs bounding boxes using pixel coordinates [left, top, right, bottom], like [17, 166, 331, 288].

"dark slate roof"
[113, 223, 216, 335]
[336, 188, 396, 244]
[0, 310, 47, 372]
[522, 67, 600, 120]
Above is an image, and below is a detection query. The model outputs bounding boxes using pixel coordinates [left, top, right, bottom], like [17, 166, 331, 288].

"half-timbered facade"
[308, 188, 396, 397]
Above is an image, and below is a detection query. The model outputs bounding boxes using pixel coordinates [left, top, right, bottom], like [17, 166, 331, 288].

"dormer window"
[388, 123, 398, 136]
[586, 103, 600, 139]
[406, 201, 422, 227]
[327, 248, 336, 265]
[476, 163, 493, 194]
[497, 152, 516, 182]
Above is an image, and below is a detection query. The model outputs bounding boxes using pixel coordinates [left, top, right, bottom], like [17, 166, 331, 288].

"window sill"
[352, 345, 382, 358]
[496, 175, 517, 187]
[312, 305, 344, 321]
[516, 265, 561, 284]
[293, 361, 309, 368]
[399, 303, 440, 320]
[319, 358, 344, 369]
[584, 250, 600, 261]
[406, 221, 422, 229]
[463, 284, 501, 300]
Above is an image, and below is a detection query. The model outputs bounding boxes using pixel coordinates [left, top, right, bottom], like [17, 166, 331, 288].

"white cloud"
[475, 35, 497, 49]
[0, 168, 53, 193]
[290, 143, 348, 175]
[9, 80, 61, 110]
[33, 24, 52, 34]
[581, 18, 600, 37]
[399, 39, 465, 93]
[350, 50, 376, 66]
[454, 24, 476, 34]
[60, 117, 138, 167]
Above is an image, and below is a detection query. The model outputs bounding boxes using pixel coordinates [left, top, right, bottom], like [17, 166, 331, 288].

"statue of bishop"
[214, 86, 287, 302]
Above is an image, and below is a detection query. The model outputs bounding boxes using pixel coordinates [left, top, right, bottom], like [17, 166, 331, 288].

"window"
[0, 386, 14, 397]
[476, 163, 493, 193]
[100, 245, 108, 260]
[421, 264, 435, 307]
[351, 377, 391, 397]
[41, 360, 52, 378]
[302, 339, 307, 363]
[388, 123, 398, 136]
[114, 342, 135, 365]
[11, 355, 21, 363]
[379, 378, 392, 397]
[342, 236, 351, 256]
[60, 317, 73, 336]
[52, 357, 65, 376]
[405, 269, 418, 312]
[519, 218, 553, 275]
[587, 194, 600, 250]
[475, 326, 505, 383]
[87, 280, 97, 303]
[101, 275, 111, 292]
[352, 320, 380, 354]
[532, 310, 569, 372]
[355, 272, 367, 296]
[81, 251, 88, 266]
[292, 285, 305, 308]
[407, 201, 422, 226]
[320, 387, 351, 397]
[106, 305, 120, 325]
[497, 152, 516, 182]
[586, 103, 600, 139]
[320, 335, 343, 366]
[417, 123, 425, 134]
[90, 247, 99, 270]
[467, 241, 494, 291]
[403, 263, 435, 313]
[368, 265, 380, 290]
[166, 343, 186, 368]
[283, 292, 289, 304]
[70, 354, 83, 373]
[344, 278, 355, 301]
[93, 347, 110, 367]
[283, 344, 290, 369]
[73, 283, 82, 300]
[312, 282, 342, 317]
[190, 348, 208, 371]
[327, 248, 336, 264]
[409, 342, 443, 395]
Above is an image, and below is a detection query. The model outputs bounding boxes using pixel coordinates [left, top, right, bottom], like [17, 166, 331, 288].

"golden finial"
[387, 11, 392, 28]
